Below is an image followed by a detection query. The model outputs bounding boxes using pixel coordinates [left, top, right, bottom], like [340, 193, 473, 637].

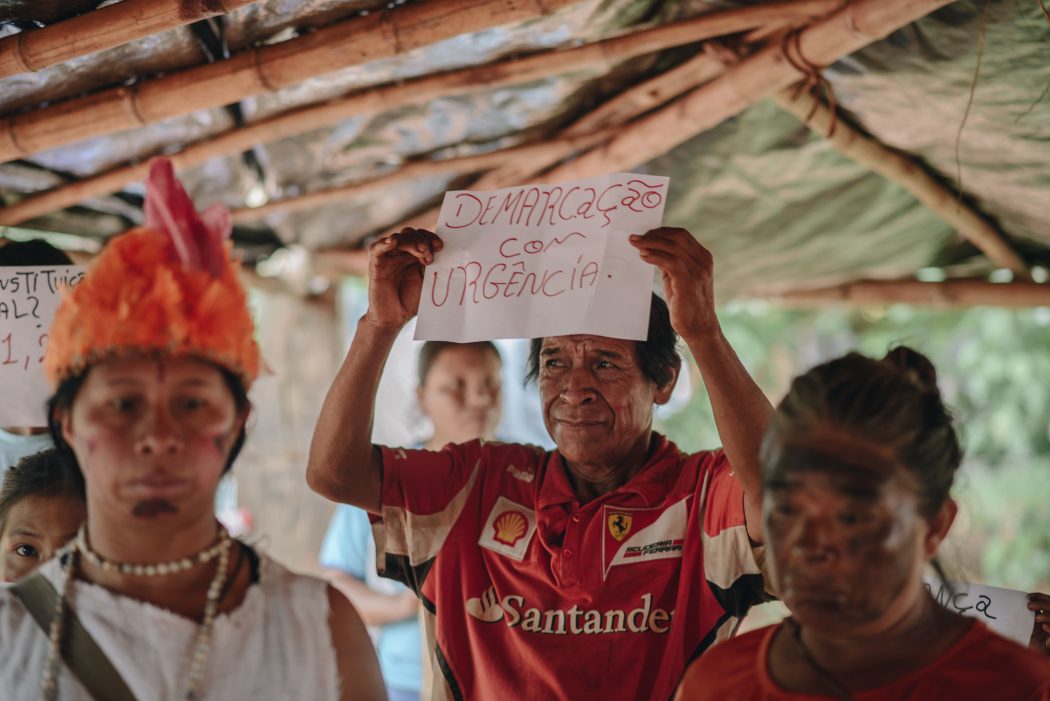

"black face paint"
[132, 499, 178, 519]
[211, 433, 228, 456]
[766, 439, 895, 488]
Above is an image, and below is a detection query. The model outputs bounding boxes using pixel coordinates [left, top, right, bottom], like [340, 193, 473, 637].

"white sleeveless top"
[0, 548, 341, 700]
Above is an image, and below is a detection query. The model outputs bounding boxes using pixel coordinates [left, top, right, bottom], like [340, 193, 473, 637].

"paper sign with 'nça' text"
[415, 173, 669, 342]
[0, 266, 84, 426]
[925, 577, 1035, 645]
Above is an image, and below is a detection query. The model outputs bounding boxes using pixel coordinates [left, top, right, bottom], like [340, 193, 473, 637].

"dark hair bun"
[765, 345, 962, 518]
[882, 346, 939, 395]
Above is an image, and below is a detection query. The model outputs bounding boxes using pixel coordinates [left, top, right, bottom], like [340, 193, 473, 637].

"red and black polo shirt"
[372, 434, 771, 701]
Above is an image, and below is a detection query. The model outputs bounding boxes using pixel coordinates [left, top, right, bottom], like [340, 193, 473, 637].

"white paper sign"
[925, 577, 1035, 645]
[415, 173, 669, 342]
[0, 266, 85, 426]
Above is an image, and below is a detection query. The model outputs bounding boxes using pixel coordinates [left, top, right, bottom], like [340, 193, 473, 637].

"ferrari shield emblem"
[607, 513, 633, 542]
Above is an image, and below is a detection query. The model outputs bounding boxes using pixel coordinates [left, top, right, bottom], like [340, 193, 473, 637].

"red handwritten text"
[429, 255, 601, 308]
[443, 179, 665, 230]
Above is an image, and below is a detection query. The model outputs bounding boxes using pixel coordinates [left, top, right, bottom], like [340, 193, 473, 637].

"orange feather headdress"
[45, 158, 261, 388]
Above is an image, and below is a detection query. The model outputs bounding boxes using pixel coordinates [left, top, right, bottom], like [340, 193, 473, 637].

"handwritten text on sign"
[0, 266, 84, 426]
[415, 173, 669, 342]
[925, 577, 1034, 645]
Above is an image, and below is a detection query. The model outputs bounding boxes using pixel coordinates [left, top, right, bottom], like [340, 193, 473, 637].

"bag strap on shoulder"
[13, 571, 139, 701]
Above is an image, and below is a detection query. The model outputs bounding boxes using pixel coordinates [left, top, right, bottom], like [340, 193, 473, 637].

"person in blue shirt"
[320, 340, 503, 701]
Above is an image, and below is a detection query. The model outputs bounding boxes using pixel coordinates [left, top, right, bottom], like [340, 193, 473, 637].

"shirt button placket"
[561, 510, 581, 585]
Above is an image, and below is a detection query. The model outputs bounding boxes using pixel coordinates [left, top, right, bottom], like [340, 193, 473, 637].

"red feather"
[143, 158, 230, 277]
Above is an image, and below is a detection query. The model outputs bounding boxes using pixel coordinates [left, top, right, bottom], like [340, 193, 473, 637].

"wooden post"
[0, 0, 258, 79]
[234, 287, 342, 575]
[772, 87, 1029, 276]
[0, 0, 580, 164]
[540, 0, 960, 183]
[0, 0, 845, 225]
[757, 279, 1050, 308]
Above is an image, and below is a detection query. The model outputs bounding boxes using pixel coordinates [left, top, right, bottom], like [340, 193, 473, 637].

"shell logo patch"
[608, 513, 633, 542]
[479, 496, 537, 561]
[493, 511, 528, 547]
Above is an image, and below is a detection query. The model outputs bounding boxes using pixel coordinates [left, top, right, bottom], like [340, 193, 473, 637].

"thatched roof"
[1, 0, 1048, 301]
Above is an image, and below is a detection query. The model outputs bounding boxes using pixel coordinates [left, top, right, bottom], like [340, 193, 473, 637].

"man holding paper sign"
[309, 208, 775, 700]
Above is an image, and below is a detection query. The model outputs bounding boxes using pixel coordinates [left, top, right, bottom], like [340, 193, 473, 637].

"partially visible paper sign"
[415, 173, 669, 342]
[925, 577, 1035, 645]
[0, 266, 84, 426]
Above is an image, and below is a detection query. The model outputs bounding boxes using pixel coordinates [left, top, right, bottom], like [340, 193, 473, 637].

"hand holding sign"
[630, 227, 717, 339]
[366, 228, 443, 329]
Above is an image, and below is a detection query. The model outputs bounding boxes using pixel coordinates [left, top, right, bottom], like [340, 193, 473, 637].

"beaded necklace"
[38, 525, 233, 701]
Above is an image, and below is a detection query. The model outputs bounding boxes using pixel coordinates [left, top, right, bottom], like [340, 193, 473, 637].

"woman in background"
[676, 347, 1050, 701]
[320, 339, 503, 701]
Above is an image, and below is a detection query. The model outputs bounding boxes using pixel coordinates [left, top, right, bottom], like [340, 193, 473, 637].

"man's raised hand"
[629, 227, 717, 339]
[366, 227, 443, 328]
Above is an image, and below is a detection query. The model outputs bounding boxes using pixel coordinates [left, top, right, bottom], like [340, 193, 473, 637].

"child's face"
[0, 493, 86, 582]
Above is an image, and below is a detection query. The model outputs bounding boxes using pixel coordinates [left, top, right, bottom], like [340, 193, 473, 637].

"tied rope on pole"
[781, 27, 839, 137]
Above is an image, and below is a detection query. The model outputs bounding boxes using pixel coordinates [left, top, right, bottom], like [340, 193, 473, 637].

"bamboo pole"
[563, 53, 723, 137]
[372, 129, 617, 234]
[228, 129, 613, 223]
[0, 0, 259, 79]
[771, 87, 1029, 276]
[540, 0, 960, 184]
[388, 144, 577, 234]
[0, 0, 844, 226]
[0, 0, 581, 164]
[382, 0, 958, 250]
[758, 279, 1050, 308]
[380, 56, 734, 234]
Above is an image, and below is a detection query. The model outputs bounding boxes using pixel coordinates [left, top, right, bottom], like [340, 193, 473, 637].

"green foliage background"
[656, 303, 1050, 590]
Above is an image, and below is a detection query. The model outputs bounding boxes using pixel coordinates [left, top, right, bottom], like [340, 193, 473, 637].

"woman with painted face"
[675, 347, 1050, 701]
[0, 159, 384, 701]
[320, 340, 502, 701]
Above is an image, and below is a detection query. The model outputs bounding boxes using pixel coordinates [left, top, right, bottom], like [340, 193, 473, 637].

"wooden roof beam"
[0, 0, 582, 164]
[0, 0, 843, 226]
[540, 0, 961, 184]
[756, 278, 1050, 308]
[381, 54, 727, 235]
[563, 51, 725, 138]
[771, 87, 1029, 276]
[230, 48, 727, 226]
[0, 0, 259, 79]
[227, 129, 614, 224]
